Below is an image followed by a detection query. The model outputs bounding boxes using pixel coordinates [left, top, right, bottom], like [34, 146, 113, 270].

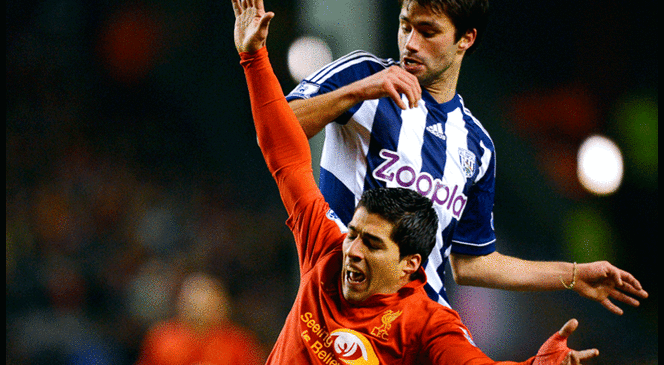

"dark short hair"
[401, 0, 490, 55]
[356, 187, 438, 261]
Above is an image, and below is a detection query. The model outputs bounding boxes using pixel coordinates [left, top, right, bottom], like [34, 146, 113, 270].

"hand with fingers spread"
[232, 0, 274, 53]
[534, 319, 599, 365]
[574, 261, 649, 315]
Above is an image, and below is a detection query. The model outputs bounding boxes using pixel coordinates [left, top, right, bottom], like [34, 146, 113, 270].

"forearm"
[289, 83, 363, 139]
[450, 252, 575, 291]
[240, 47, 317, 212]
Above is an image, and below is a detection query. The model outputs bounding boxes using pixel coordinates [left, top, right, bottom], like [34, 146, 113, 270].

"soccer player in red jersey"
[232, 0, 600, 363]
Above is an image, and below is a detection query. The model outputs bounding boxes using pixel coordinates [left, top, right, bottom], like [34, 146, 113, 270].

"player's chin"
[342, 278, 369, 303]
[342, 287, 363, 303]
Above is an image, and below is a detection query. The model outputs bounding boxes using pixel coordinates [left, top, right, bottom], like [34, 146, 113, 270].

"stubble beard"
[416, 59, 457, 96]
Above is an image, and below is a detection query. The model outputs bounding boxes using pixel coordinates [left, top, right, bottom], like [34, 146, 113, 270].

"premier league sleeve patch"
[326, 209, 348, 233]
[289, 81, 321, 99]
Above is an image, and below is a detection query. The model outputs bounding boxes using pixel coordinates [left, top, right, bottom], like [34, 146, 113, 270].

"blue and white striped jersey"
[286, 50, 497, 307]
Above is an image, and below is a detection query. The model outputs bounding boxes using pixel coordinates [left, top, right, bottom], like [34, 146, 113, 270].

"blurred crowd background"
[6, 0, 657, 364]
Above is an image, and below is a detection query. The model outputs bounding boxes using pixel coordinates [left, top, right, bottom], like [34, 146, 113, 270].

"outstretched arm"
[424, 316, 599, 364]
[450, 252, 648, 315]
[532, 319, 599, 365]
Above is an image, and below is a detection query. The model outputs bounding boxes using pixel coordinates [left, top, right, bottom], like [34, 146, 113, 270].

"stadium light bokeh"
[287, 36, 333, 83]
[576, 135, 624, 196]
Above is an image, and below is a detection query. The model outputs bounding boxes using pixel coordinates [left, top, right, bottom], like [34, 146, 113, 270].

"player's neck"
[424, 66, 460, 104]
[425, 85, 457, 104]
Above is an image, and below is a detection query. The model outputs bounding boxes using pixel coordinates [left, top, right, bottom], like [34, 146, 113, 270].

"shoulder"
[211, 322, 263, 344]
[287, 50, 396, 101]
[304, 50, 397, 84]
[399, 289, 461, 327]
[410, 301, 480, 350]
[458, 95, 495, 151]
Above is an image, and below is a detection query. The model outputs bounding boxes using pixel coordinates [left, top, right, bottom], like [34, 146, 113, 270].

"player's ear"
[457, 28, 477, 53]
[401, 254, 422, 277]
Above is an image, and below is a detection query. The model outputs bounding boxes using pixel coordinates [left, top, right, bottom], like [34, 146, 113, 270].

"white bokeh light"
[577, 135, 624, 195]
[287, 36, 333, 83]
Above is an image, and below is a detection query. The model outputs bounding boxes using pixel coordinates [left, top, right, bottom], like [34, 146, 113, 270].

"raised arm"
[233, 0, 317, 214]
[289, 65, 423, 139]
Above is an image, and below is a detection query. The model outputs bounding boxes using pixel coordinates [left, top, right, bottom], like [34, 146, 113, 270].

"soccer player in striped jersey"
[287, 0, 647, 312]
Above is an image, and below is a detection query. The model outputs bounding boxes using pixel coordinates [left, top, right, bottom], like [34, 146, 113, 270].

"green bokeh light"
[611, 93, 658, 188]
[563, 206, 617, 263]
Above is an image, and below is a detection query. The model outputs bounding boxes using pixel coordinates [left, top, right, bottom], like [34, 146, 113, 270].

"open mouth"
[402, 57, 424, 73]
[403, 58, 421, 66]
[402, 55, 425, 65]
[345, 268, 366, 286]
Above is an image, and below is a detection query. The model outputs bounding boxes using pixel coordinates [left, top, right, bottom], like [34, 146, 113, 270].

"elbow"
[449, 261, 472, 286]
[287, 100, 312, 138]
[302, 126, 318, 140]
[451, 268, 473, 286]
[288, 99, 327, 139]
[449, 253, 485, 286]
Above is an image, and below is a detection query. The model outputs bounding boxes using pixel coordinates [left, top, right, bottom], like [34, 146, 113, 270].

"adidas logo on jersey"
[426, 123, 446, 140]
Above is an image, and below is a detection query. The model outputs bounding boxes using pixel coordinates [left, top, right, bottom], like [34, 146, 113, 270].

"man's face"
[397, 1, 463, 88]
[341, 207, 419, 304]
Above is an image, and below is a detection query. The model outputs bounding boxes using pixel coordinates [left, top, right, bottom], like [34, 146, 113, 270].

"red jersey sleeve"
[240, 47, 316, 216]
[418, 308, 536, 365]
[240, 47, 346, 274]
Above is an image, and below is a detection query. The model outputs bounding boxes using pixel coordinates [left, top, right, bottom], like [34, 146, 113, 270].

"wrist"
[239, 45, 267, 59]
[344, 81, 371, 106]
[560, 262, 577, 290]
